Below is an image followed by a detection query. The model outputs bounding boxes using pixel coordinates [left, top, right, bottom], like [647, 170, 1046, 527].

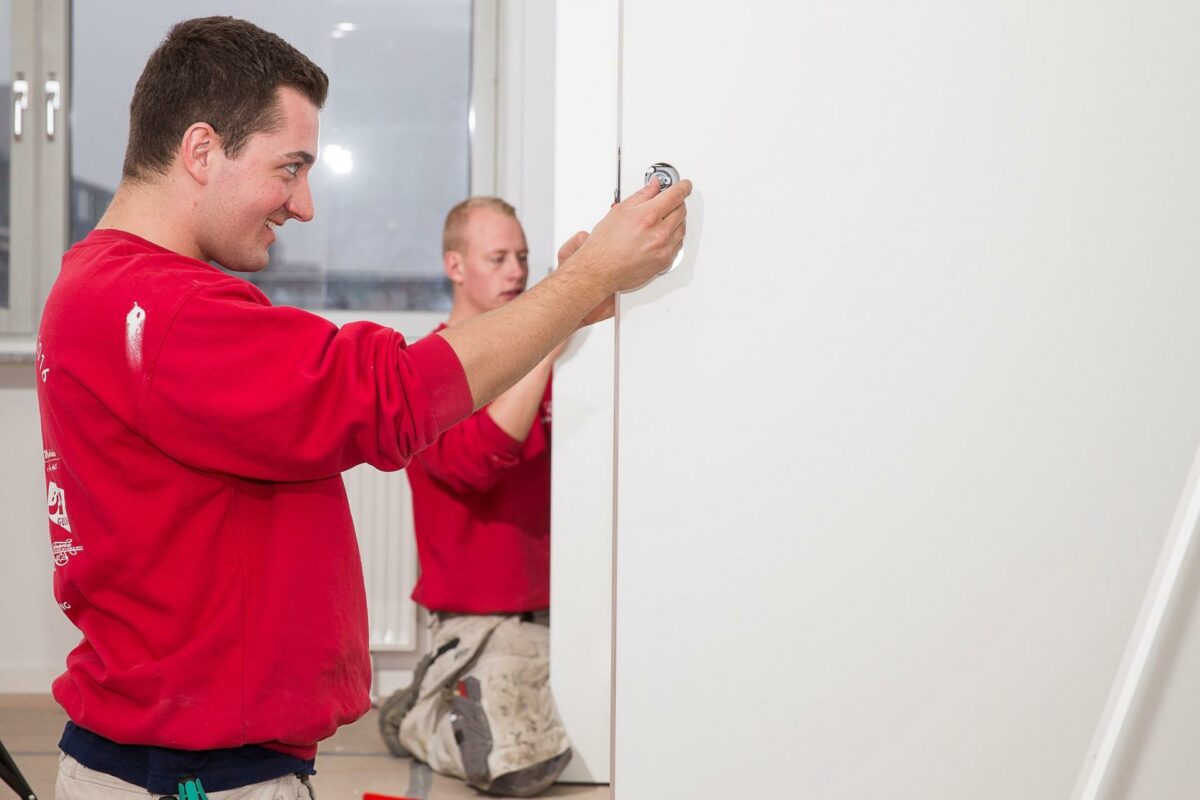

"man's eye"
[284, 163, 300, 176]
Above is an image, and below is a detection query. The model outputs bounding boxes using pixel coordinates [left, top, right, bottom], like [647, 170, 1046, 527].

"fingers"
[622, 178, 663, 206]
[557, 230, 589, 265]
[651, 179, 692, 216]
[581, 294, 617, 327]
[623, 176, 692, 210]
[621, 179, 688, 274]
[670, 220, 686, 256]
[662, 202, 687, 236]
[571, 174, 693, 295]
[648, 195, 687, 268]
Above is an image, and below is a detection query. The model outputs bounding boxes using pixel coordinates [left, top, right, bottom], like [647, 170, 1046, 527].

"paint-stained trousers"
[55, 754, 315, 800]
[381, 614, 571, 797]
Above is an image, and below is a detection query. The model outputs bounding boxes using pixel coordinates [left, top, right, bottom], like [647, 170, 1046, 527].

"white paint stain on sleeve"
[126, 302, 146, 371]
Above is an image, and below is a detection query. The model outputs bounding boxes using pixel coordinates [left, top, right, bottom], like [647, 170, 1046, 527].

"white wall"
[597, 1, 1200, 797]
[492, 1, 620, 783]
[548, 0, 619, 784]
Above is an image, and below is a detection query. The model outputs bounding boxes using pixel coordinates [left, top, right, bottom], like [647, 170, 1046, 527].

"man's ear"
[444, 250, 465, 285]
[180, 123, 219, 186]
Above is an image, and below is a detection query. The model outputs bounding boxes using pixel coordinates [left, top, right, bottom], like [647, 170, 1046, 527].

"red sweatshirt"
[406, 325, 551, 613]
[36, 229, 472, 758]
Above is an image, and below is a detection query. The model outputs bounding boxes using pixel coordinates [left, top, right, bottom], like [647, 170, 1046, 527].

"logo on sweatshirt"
[52, 539, 84, 567]
[47, 480, 72, 533]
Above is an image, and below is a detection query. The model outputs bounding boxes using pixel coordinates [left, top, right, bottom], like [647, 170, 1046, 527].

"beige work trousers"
[399, 615, 570, 788]
[55, 754, 315, 800]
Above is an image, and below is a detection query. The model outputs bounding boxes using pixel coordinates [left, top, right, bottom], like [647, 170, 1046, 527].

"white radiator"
[342, 463, 422, 654]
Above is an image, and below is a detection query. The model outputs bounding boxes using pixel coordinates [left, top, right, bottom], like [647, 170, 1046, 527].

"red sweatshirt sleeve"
[142, 279, 473, 481]
[413, 405, 529, 494]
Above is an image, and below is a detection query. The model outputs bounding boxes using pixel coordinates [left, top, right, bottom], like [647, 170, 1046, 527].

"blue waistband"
[59, 721, 315, 795]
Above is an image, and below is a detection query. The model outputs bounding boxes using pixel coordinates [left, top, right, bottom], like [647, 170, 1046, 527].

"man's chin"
[219, 252, 271, 273]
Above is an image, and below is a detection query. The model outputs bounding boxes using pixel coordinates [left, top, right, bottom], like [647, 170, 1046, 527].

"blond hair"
[442, 196, 518, 253]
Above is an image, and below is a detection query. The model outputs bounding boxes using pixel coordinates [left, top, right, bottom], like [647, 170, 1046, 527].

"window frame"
[0, 0, 67, 349]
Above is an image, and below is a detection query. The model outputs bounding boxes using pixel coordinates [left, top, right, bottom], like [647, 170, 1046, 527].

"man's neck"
[445, 301, 483, 327]
[96, 179, 204, 262]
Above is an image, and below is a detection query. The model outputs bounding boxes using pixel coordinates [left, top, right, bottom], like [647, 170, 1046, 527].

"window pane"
[70, 2, 471, 312]
[1, 0, 11, 308]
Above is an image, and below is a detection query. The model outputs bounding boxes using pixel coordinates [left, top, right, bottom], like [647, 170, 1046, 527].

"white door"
[607, 1, 1200, 798]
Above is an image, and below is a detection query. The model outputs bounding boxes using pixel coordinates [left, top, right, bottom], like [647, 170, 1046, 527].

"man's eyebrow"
[283, 150, 316, 165]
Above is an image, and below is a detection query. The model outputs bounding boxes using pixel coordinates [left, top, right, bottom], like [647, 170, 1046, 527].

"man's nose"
[506, 255, 528, 278]
[286, 178, 315, 223]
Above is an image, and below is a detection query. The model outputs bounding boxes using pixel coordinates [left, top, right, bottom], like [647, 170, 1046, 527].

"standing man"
[38, 17, 689, 800]
[380, 198, 569, 796]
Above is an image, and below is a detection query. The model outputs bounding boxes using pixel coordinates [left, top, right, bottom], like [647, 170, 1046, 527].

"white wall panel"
[549, 0, 619, 785]
[604, 1, 1200, 797]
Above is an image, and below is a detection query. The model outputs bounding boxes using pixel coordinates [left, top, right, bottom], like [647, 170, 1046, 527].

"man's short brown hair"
[443, 197, 519, 254]
[122, 16, 329, 181]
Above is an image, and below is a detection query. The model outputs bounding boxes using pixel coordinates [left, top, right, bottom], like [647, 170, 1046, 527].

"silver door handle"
[644, 162, 680, 191]
[13, 77, 29, 139]
[45, 78, 62, 140]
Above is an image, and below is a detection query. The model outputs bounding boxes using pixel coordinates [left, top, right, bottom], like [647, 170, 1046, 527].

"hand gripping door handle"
[644, 162, 684, 273]
[644, 162, 680, 191]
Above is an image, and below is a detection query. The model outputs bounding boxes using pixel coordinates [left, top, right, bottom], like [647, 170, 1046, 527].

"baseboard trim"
[0, 666, 61, 693]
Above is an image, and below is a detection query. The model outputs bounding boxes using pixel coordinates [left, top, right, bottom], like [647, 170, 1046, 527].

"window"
[2, 0, 498, 343]
[1, 0, 66, 343]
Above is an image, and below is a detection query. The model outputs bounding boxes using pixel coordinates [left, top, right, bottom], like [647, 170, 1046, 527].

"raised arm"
[483, 340, 561, 441]
[436, 177, 691, 410]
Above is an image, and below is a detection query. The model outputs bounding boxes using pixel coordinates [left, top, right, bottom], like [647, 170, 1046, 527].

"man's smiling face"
[197, 86, 319, 272]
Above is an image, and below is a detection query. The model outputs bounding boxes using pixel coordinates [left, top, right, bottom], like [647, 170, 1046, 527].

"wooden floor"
[0, 694, 609, 800]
